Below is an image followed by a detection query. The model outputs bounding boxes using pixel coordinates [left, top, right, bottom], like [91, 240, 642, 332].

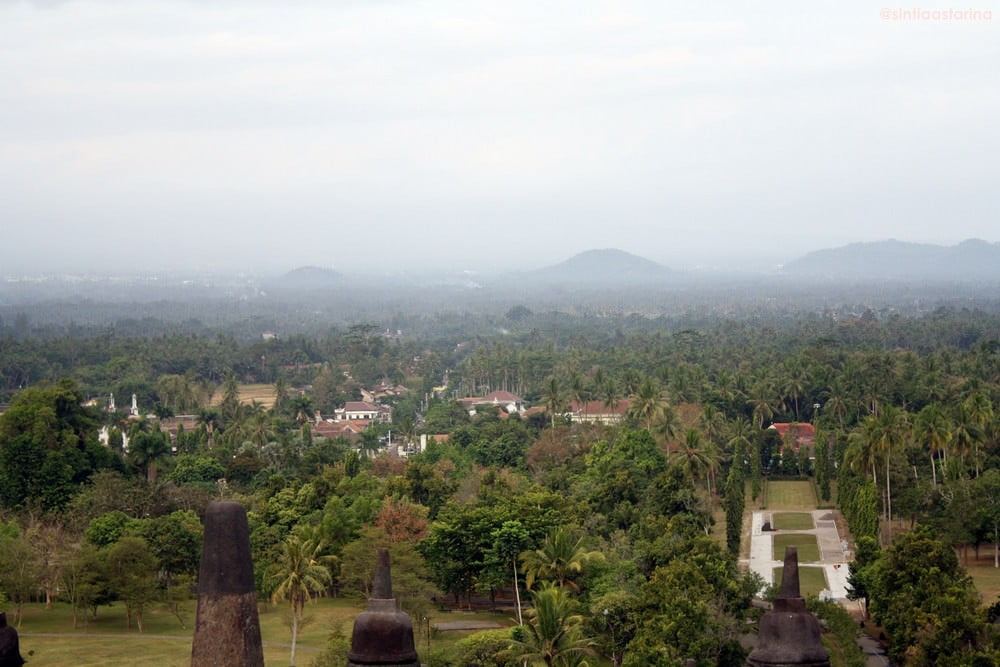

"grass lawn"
[773, 533, 820, 562]
[773, 566, 828, 598]
[17, 597, 515, 667]
[968, 562, 1000, 603]
[772, 512, 814, 531]
[765, 481, 817, 510]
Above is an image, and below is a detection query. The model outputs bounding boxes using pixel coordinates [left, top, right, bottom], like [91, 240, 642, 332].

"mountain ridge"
[782, 239, 1000, 280]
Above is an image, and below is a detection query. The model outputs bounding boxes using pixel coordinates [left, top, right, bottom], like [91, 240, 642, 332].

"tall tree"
[269, 536, 332, 667]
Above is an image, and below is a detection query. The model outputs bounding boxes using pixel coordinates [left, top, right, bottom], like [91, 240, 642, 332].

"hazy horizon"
[3, 1, 998, 274]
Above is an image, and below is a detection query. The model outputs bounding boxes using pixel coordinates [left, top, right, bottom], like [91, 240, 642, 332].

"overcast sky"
[1, 1, 997, 275]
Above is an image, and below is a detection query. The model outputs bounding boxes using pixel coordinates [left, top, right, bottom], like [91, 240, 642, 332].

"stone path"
[746, 509, 851, 600]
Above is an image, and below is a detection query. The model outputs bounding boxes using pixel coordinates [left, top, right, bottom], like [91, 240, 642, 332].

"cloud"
[1, 0, 998, 273]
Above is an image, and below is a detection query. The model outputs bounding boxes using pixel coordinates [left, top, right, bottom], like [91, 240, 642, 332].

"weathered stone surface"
[747, 546, 831, 667]
[191, 501, 264, 667]
[0, 613, 25, 667]
[347, 547, 420, 667]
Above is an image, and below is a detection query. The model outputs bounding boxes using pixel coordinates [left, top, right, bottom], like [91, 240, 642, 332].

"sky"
[1, 0, 998, 275]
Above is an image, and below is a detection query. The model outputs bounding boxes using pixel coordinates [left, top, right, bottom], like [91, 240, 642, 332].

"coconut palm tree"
[543, 377, 564, 429]
[600, 378, 620, 415]
[269, 536, 332, 667]
[197, 407, 221, 448]
[627, 379, 662, 431]
[520, 527, 604, 592]
[916, 404, 950, 486]
[870, 406, 910, 525]
[963, 392, 994, 478]
[748, 387, 775, 429]
[129, 428, 170, 484]
[510, 584, 594, 667]
[653, 403, 681, 445]
[668, 428, 721, 495]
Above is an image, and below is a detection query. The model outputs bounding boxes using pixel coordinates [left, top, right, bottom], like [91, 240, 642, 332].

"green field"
[16, 598, 513, 667]
[773, 533, 820, 562]
[968, 561, 1000, 602]
[772, 512, 814, 530]
[773, 566, 828, 598]
[765, 481, 817, 510]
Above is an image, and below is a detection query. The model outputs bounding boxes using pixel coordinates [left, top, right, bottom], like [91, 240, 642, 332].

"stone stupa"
[747, 546, 831, 667]
[347, 548, 420, 667]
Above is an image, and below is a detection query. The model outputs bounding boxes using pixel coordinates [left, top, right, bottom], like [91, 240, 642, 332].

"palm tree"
[289, 395, 315, 425]
[129, 428, 170, 484]
[197, 407, 221, 448]
[510, 584, 594, 667]
[520, 527, 604, 592]
[653, 403, 681, 445]
[870, 406, 909, 525]
[748, 386, 775, 429]
[916, 404, 950, 486]
[963, 392, 994, 477]
[781, 364, 809, 421]
[569, 372, 588, 419]
[668, 428, 721, 495]
[627, 378, 662, 430]
[542, 377, 563, 429]
[269, 536, 332, 667]
[600, 378, 620, 415]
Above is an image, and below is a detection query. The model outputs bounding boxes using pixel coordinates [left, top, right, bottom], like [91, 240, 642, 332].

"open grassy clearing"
[765, 481, 817, 510]
[773, 566, 828, 598]
[773, 533, 820, 562]
[17, 597, 515, 667]
[965, 548, 1000, 603]
[209, 383, 277, 409]
[772, 512, 814, 531]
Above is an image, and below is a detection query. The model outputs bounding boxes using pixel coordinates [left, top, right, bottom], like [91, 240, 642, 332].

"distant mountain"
[531, 249, 672, 284]
[271, 266, 343, 288]
[782, 239, 1000, 281]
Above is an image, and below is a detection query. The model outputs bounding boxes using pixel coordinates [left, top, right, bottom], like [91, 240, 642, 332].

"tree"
[0, 379, 113, 510]
[916, 404, 950, 486]
[542, 377, 563, 429]
[627, 379, 662, 431]
[487, 521, 530, 624]
[510, 584, 594, 667]
[668, 428, 720, 495]
[868, 527, 984, 664]
[845, 536, 880, 619]
[106, 536, 160, 632]
[129, 427, 170, 484]
[723, 459, 745, 557]
[520, 526, 604, 593]
[269, 536, 332, 667]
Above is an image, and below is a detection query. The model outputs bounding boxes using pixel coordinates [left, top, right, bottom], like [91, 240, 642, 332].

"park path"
[20, 632, 320, 651]
[746, 510, 851, 600]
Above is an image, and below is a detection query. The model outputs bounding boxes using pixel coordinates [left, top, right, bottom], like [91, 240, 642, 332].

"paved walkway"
[746, 510, 851, 600]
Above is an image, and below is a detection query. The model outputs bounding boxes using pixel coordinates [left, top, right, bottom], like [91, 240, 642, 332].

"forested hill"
[270, 265, 343, 288]
[527, 248, 672, 284]
[782, 239, 1000, 281]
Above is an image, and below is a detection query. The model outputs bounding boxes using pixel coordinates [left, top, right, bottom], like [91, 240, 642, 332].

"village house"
[564, 398, 633, 424]
[768, 422, 816, 452]
[458, 390, 524, 416]
[334, 400, 391, 423]
[360, 382, 409, 403]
